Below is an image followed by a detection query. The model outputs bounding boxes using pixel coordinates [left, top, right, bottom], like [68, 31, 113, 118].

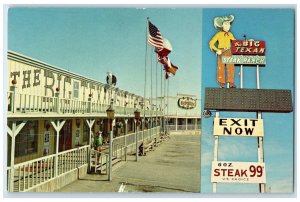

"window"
[15, 121, 38, 157]
[73, 81, 79, 99]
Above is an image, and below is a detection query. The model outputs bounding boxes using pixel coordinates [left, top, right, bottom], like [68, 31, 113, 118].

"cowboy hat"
[214, 15, 234, 30]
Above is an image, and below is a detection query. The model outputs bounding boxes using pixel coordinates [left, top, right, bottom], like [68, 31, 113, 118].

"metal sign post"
[256, 64, 266, 193]
[212, 111, 220, 193]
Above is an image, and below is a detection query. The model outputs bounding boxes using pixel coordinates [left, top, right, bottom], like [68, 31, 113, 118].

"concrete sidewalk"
[56, 133, 200, 193]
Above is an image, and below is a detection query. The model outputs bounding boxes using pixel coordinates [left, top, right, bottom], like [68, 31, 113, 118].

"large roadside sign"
[211, 161, 266, 184]
[213, 118, 264, 137]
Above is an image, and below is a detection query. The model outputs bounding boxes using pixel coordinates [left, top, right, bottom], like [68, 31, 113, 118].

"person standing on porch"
[94, 131, 103, 152]
[209, 15, 236, 88]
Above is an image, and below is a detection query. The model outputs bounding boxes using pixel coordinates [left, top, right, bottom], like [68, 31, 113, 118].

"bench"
[139, 140, 154, 156]
[160, 131, 170, 141]
[154, 137, 162, 147]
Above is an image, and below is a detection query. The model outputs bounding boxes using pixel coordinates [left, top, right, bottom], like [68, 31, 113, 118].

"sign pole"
[256, 64, 266, 193]
[240, 65, 243, 88]
[212, 111, 220, 193]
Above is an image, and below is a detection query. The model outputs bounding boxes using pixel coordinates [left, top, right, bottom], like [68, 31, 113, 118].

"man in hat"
[209, 15, 236, 88]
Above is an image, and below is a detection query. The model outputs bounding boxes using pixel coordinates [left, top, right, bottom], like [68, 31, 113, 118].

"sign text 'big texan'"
[232, 40, 266, 55]
[211, 161, 266, 184]
[222, 39, 266, 65]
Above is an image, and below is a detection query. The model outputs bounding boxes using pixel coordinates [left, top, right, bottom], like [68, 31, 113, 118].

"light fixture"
[134, 108, 141, 122]
[106, 105, 115, 120]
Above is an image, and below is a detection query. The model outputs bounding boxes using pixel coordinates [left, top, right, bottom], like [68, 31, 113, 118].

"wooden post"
[51, 120, 66, 177]
[124, 119, 128, 147]
[88, 97, 92, 113]
[55, 91, 60, 113]
[7, 121, 26, 192]
[10, 85, 17, 113]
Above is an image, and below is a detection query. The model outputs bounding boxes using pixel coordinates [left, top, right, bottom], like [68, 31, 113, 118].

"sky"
[7, 7, 202, 101]
[201, 8, 295, 193]
[4, 5, 296, 195]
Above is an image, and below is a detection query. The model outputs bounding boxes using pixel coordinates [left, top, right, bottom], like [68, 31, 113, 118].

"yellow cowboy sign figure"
[209, 15, 236, 88]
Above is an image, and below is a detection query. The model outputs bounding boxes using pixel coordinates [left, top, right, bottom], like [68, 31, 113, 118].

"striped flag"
[148, 21, 164, 51]
[157, 55, 178, 79]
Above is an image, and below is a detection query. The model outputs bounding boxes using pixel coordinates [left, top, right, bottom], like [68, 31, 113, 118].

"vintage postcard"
[3, 5, 295, 196]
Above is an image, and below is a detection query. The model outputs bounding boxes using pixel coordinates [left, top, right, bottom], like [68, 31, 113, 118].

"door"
[59, 120, 72, 152]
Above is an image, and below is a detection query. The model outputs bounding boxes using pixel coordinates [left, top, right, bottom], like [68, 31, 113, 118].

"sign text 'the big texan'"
[222, 40, 266, 65]
[231, 40, 266, 55]
[213, 118, 264, 137]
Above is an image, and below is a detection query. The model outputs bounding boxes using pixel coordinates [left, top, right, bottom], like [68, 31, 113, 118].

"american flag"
[148, 21, 164, 51]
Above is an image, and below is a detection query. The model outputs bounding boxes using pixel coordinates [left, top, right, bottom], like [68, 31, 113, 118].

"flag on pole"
[158, 55, 178, 79]
[148, 21, 164, 51]
[147, 19, 178, 79]
[156, 38, 173, 57]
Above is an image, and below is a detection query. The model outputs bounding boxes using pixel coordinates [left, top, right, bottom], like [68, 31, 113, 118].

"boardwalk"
[57, 133, 200, 193]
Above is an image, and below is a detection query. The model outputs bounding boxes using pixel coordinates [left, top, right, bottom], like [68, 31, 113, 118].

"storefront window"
[15, 121, 38, 157]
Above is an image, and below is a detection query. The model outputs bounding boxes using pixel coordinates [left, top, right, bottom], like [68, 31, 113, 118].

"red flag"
[156, 38, 173, 57]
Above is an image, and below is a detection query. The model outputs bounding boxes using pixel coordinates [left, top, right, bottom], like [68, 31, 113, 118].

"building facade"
[6, 51, 200, 192]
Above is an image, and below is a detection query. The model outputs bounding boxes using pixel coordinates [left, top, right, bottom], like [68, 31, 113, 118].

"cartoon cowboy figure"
[209, 15, 236, 88]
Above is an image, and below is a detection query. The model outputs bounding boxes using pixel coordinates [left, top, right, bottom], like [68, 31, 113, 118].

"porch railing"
[167, 124, 201, 131]
[113, 126, 160, 151]
[7, 145, 89, 192]
[7, 127, 161, 192]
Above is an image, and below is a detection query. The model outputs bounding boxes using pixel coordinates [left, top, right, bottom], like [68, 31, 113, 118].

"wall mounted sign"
[213, 118, 264, 137]
[211, 161, 266, 184]
[75, 128, 80, 146]
[231, 40, 266, 55]
[43, 131, 50, 156]
[178, 97, 196, 109]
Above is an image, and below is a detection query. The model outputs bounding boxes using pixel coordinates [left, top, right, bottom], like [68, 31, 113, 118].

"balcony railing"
[7, 91, 163, 117]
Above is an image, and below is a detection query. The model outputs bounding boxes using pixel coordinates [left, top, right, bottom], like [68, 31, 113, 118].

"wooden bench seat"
[139, 140, 155, 156]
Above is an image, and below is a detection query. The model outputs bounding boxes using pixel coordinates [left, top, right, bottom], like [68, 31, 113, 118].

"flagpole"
[150, 46, 153, 139]
[156, 54, 158, 129]
[164, 71, 166, 133]
[161, 63, 163, 133]
[167, 78, 169, 134]
[143, 17, 150, 143]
